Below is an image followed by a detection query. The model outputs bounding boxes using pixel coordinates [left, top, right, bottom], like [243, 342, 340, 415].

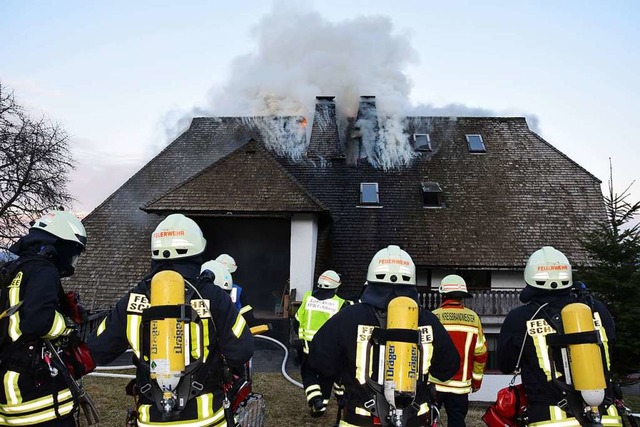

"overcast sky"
[1, 1, 638, 219]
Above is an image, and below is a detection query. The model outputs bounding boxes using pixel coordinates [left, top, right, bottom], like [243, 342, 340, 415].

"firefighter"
[497, 246, 622, 426]
[308, 245, 459, 426]
[208, 254, 257, 327]
[0, 210, 90, 426]
[429, 275, 487, 427]
[294, 270, 350, 417]
[88, 214, 254, 426]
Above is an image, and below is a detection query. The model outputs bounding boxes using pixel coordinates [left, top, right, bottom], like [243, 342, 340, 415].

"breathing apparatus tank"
[561, 302, 606, 408]
[149, 270, 187, 413]
[384, 296, 419, 417]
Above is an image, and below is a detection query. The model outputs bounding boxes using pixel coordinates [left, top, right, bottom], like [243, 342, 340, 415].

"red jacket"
[429, 299, 487, 394]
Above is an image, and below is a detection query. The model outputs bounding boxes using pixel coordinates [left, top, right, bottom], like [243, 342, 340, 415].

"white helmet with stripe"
[151, 214, 206, 260]
[201, 260, 233, 290]
[317, 270, 341, 289]
[31, 210, 87, 248]
[215, 253, 237, 273]
[366, 245, 416, 286]
[439, 274, 471, 297]
[524, 246, 572, 290]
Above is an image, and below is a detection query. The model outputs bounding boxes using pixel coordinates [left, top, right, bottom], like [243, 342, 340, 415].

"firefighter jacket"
[430, 299, 487, 394]
[295, 289, 349, 354]
[228, 284, 257, 327]
[88, 272, 254, 427]
[497, 287, 621, 426]
[0, 256, 77, 426]
[308, 299, 459, 425]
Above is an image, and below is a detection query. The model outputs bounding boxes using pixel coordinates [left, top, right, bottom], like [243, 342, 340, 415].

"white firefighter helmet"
[524, 246, 572, 290]
[215, 253, 237, 273]
[201, 260, 233, 290]
[317, 270, 341, 289]
[31, 210, 87, 248]
[151, 214, 206, 260]
[366, 245, 416, 285]
[439, 274, 471, 296]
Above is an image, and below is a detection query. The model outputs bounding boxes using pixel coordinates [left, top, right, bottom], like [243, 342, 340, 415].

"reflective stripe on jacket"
[430, 299, 487, 394]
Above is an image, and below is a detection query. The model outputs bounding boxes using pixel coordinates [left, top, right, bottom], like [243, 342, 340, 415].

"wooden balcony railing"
[417, 289, 522, 316]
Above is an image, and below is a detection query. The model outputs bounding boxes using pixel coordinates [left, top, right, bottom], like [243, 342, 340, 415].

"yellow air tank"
[561, 302, 606, 407]
[150, 270, 186, 409]
[384, 296, 419, 409]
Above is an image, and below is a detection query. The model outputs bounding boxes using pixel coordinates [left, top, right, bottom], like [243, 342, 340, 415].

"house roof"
[277, 116, 606, 290]
[68, 117, 304, 309]
[143, 139, 327, 214]
[67, 110, 606, 307]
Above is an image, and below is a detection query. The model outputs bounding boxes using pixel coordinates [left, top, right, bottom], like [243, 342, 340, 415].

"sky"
[1, 1, 639, 221]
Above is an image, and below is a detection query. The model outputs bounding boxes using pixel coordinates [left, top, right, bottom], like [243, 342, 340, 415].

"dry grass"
[80, 372, 488, 426]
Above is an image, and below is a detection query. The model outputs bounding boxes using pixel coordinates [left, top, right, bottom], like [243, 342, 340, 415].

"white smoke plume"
[167, 1, 538, 168]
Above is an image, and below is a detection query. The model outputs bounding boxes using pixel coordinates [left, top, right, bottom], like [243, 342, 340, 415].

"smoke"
[167, 1, 539, 167]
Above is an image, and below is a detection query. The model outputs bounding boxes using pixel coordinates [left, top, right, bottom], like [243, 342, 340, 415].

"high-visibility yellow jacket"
[295, 290, 348, 354]
[429, 299, 487, 394]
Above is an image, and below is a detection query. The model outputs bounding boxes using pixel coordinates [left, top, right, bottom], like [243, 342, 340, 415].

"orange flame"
[299, 118, 308, 128]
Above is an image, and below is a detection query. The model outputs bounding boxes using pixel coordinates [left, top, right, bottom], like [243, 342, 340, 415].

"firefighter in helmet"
[0, 210, 91, 426]
[204, 254, 257, 327]
[294, 270, 350, 417]
[308, 245, 459, 426]
[430, 275, 487, 427]
[498, 246, 622, 426]
[88, 214, 253, 426]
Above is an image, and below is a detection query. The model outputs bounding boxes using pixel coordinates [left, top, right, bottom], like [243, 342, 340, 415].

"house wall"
[290, 213, 318, 300]
[491, 270, 524, 289]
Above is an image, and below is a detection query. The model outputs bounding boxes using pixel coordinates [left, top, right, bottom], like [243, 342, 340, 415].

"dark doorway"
[197, 216, 291, 318]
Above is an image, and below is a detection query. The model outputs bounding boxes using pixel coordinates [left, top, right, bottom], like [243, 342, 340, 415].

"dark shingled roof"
[143, 139, 326, 214]
[67, 110, 606, 306]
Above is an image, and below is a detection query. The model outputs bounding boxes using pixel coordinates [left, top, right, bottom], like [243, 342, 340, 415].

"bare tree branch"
[0, 82, 75, 249]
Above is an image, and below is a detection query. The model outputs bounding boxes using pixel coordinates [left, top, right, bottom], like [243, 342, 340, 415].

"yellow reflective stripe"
[355, 407, 371, 416]
[232, 313, 246, 338]
[421, 341, 433, 375]
[190, 322, 201, 359]
[472, 372, 483, 381]
[8, 273, 22, 341]
[0, 400, 74, 425]
[444, 325, 479, 334]
[239, 305, 252, 315]
[355, 340, 368, 384]
[127, 314, 142, 358]
[602, 415, 622, 426]
[462, 331, 473, 381]
[0, 389, 72, 414]
[43, 311, 66, 338]
[435, 383, 471, 394]
[96, 318, 107, 336]
[137, 403, 225, 426]
[3, 371, 21, 405]
[417, 402, 430, 415]
[196, 392, 212, 419]
[593, 312, 611, 369]
[202, 320, 210, 362]
[533, 334, 553, 381]
[433, 378, 472, 388]
[138, 404, 151, 422]
[340, 421, 361, 426]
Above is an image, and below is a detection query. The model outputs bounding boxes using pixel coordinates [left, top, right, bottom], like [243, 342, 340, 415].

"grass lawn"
[80, 372, 488, 426]
[80, 372, 640, 426]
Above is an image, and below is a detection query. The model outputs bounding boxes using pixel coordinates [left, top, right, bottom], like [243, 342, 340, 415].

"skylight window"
[466, 134, 486, 153]
[413, 133, 432, 151]
[360, 183, 379, 205]
[421, 182, 444, 208]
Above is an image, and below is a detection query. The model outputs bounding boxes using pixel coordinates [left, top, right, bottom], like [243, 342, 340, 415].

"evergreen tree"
[577, 164, 640, 378]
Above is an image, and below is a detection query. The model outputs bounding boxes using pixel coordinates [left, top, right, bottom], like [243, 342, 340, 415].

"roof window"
[422, 182, 444, 208]
[360, 183, 379, 205]
[466, 134, 486, 153]
[413, 133, 432, 151]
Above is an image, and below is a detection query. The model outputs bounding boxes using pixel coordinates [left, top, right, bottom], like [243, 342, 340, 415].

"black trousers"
[436, 391, 469, 427]
[300, 353, 333, 403]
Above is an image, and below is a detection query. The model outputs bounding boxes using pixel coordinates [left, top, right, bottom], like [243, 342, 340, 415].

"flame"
[299, 117, 308, 128]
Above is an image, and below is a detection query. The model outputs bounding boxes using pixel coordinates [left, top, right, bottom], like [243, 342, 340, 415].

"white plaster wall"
[290, 214, 318, 301]
[470, 374, 520, 402]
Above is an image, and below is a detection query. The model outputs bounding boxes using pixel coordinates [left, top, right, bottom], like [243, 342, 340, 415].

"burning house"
[67, 95, 606, 370]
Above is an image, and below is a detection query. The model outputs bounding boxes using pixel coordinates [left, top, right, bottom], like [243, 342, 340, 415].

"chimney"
[306, 96, 342, 159]
[347, 96, 378, 165]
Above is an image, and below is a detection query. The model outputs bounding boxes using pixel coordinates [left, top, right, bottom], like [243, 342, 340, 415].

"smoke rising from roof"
[167, 1, 539, 168]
